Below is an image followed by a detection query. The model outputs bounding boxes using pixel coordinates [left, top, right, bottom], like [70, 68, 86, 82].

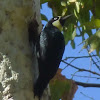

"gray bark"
[0, 0, 50, 100]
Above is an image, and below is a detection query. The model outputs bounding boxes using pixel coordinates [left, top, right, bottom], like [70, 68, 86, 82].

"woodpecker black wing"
[34, 26, 65, 99]
[39, 27, 65, 78]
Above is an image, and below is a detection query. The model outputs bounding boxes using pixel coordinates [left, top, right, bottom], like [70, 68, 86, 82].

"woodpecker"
[28, 15, 72, 100]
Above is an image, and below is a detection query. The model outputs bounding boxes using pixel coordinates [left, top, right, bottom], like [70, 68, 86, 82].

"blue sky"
[40, 3, 100, 100]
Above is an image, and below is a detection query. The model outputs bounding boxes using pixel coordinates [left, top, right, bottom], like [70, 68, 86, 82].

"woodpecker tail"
[34, 76, 49, 100]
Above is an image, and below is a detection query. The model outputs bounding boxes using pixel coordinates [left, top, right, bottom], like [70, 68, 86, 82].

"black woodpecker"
[28, 15, 72, 100]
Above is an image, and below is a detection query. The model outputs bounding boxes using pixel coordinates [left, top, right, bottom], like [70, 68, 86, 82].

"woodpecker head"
[47, 15, 72, 31]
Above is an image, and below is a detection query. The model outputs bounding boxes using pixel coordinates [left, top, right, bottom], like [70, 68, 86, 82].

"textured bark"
[0, 0, 49, 100]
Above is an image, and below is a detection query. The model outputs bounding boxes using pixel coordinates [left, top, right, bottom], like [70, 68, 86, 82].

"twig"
[87, 49, 100, 71]
[71, 74, 100, 79]
[91, 52, 100, 64]
[63, 55, 98, 72]
[63, 55, 97, 60]
[71, 71, 80, 79]
[61, 60, 100, 76]
[80, 92, 94, 100]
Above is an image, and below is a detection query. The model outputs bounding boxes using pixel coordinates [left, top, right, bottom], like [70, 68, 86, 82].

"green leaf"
[72, 28, 76, 40]
[82, 30, 100, 56]
[71, 40, 75, 49]
[62, 8, 67, 16]
[74, 9, 78, 19]
[95, 0, 100, 18]
[50, 80, 70, 100]
[64, 24, 76, 45]
[63, 24, 74, 44]
[48, 0, 67, 16]
[49, 69, 77, 100]
[79, 5, 90, 23]
[61, 1, 66, 7]
[82, 19, 100, 29]
[41, 14, 48, 21]
[40, 0, 50, 4]
[69, 0, 76, 2]
[75, 2, 80, 13]
[94, 19, 100, 28]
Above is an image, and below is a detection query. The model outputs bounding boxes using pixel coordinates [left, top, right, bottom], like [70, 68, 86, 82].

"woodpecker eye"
[53, 17, 59, 21]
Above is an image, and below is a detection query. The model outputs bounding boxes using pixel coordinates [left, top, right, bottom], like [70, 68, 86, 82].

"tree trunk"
[0, 0, 49, 100]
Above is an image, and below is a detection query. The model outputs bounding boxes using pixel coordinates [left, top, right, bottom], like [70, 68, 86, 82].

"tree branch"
[62, 60, 100, 76]
[75, 81, 100, 87]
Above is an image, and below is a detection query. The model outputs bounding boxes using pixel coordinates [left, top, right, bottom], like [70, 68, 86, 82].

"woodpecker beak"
[60, 14, 73, 26]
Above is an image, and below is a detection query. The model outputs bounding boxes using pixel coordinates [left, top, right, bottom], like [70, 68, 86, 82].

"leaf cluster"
[40, 0, 100, 56]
